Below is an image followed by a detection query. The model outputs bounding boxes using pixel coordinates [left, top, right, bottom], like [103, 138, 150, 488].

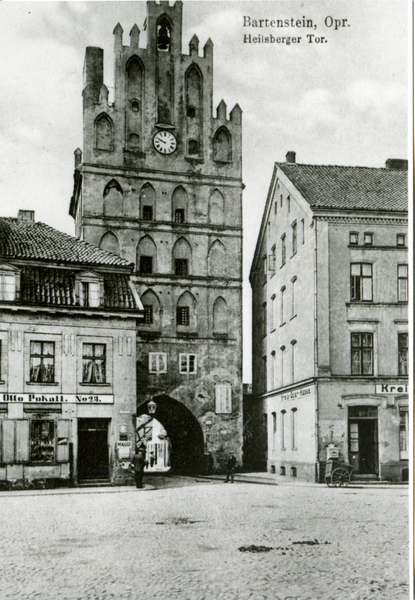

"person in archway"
[224, 451, 237, 483]
[132, 448, 145, 489]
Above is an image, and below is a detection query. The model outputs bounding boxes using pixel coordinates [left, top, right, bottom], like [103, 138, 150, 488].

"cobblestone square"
[0, 478, 409, 600]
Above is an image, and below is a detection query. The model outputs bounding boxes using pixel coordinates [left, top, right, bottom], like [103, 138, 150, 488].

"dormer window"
[77, 272, 102, 308]
[0, 264, 19, 301]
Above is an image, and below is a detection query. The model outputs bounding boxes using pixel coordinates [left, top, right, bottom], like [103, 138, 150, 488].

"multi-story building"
[0, 210, 143, 488]
[69, 1, 243, 472]
[250, 153, 408, 482]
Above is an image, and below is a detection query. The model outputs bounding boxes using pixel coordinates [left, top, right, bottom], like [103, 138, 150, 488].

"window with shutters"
[31, 420, 55, 463]
[215, 384, 232, 414]
[179, 354, 197, 374]
[350, 263, 372, 301]
[149, 352, 167, 373]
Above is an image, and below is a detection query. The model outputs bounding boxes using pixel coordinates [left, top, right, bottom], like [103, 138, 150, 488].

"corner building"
[250, 153, 408, 482]
[70, 1, 243, 472]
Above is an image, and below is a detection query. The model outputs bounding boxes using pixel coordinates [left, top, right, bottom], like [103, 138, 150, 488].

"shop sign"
[116, 441, 132, 448]
[1, 393, 114, 404]
[280, 387, 312, 401]
[375, 384, 408, 394]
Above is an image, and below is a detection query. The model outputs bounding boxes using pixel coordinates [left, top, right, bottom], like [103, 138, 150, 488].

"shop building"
[250, 153, 408, 482]
[0, 211, 143, 488]
[69, 1, 243, 472]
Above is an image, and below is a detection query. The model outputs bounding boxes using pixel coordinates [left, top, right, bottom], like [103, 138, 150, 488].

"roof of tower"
[0, 217, 133, 269]
[276, 162, 408, 212]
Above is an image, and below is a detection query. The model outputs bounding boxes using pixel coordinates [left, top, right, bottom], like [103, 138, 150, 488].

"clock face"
[153, 130, 177, 155]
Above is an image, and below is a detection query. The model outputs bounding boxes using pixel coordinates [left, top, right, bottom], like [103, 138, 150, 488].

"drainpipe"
[313, 216, 320, 482]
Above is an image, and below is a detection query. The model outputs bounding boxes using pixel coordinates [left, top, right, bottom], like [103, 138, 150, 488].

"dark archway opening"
[137, 394, 205, 474]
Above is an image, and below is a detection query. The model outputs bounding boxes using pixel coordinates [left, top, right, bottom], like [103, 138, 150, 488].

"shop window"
[215, 383, 232, 414]
[399, 408, 408, 460]
[350, 263, 372, 301]
[177, 306, 189, 326]
[179, 354, 197, 374]
[82, 343, 106, 383]
[349, 232, 359, 245]
[351, 333, 373, 375]
[31, 420, 55, 463]
[30, 342, 55, 383]
[149, 352, 167, 373]
[398, 333, 408, 375]
[0, 271, 16, 301]
[398, 265, 408, 302]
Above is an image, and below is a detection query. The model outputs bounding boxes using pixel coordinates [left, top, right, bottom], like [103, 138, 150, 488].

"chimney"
[286, 151, 296, 164]
[18, 210, 35, 222]
[385, 159, 408, 171]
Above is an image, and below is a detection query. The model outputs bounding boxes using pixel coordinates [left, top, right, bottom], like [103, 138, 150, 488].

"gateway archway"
[136, 394, 205, 474]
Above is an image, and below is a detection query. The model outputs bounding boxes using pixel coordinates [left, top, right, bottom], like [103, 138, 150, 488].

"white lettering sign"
[280, 387, 311, 401]
[375, 384, 408, 394]
[116, 441, 132, 448]
[1, 393, 114, 404]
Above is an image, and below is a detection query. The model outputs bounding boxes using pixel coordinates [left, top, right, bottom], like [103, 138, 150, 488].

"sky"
[0, 0, 410, 382]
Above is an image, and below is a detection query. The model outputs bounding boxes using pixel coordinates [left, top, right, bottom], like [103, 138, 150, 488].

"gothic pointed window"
[208, 190, 225, 225]
[103, 180, 123, 216]
[99, 231, 120, 256]
[95, 114, 114, 151]
[213, 127, 231, 162]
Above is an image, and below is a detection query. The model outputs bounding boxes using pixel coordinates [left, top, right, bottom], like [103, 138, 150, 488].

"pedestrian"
[224, 451, 237, 483]
[131, 448, 145, 489]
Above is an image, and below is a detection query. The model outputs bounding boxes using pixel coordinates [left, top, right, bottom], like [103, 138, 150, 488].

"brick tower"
[70, 1, 243, 472]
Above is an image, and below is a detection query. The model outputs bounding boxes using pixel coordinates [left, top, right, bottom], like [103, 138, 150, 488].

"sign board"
[375, 384, 408, 394]
[116, 440, 132, 459]
[116, 441, 132, 448]
[280, 387, 312, 401]
[1, 393, 114, 404]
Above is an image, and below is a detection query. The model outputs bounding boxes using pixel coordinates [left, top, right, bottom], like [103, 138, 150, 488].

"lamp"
[148, 399, 157, 415]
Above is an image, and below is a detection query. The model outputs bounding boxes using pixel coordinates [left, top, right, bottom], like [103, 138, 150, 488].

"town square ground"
[0, 476, 409, 600]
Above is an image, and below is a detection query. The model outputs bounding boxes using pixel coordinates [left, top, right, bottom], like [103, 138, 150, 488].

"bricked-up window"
[292, 221, 297, 255]
[281, 234, 286, 266]
[148, 352, 167, 373]
[398, 333, 408, 375]
[0, 272, 16, 301]
[142, 206, 153, 221]
[82, 344, 106, 383]
[139, 256, 153, 275]
[30, 342, 55, 383]
[31, 420, 55, 463]
[188, 139, 199, 156]
[175, 209, 185, 223]
[215, 384, 232, 414]
[144, 305, 153, 324]
[179, 354, 197, 374]
[175, 259, 188, 277]
[350, 263, 372, 301]
[177, 306, 189, 326]
[351, 333, 373, 375]
[398, 265, 408, 302]
[400, 407, 409, 460]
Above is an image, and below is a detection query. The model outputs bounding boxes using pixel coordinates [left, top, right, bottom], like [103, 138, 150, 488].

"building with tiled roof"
[249, 152, 408, 483]
[0, 210, 144, 489]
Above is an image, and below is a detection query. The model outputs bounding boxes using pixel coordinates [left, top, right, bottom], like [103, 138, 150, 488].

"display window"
[30, 420, 55, 463]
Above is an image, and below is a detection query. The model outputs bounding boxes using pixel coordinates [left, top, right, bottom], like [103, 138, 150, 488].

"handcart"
[325, 458, 354, 487]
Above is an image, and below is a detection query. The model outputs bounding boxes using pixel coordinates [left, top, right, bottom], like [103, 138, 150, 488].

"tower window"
[131, 100, 140, 113]
[139, 256, 153, 275]
[188, 140, 199, 156]
[144, 305, 153, 324]
[175, 259, 188, 276]
[157, 19, 171, 51]
[175, 209, 185, 223]
[187, 107, 196, 118]
[177, 306, 189, 326]
[142, 206, 153, 221]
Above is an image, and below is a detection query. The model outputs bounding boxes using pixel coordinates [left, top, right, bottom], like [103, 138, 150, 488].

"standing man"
[225, 451, 237, 483]
[132, 448, 145, 489]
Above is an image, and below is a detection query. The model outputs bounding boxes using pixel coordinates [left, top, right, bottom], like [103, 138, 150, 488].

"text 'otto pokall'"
[243, 16, 350, 45]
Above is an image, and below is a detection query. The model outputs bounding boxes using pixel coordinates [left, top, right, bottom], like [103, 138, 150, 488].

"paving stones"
[0, 479, 408, 600]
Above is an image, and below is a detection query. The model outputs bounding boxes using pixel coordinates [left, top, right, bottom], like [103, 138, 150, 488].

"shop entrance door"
[348, 406, 378, 475]
[78, 419, 110, 481]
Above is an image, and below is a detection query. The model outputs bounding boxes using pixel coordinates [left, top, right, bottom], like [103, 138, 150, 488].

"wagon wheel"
[325, 474, 334, 487]
[331, 467, 351, 487]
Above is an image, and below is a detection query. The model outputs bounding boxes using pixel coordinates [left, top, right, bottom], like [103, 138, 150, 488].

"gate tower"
[70, 1, 243, 471]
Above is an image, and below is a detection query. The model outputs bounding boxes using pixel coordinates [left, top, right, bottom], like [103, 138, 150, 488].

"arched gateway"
[137, 394, 205, 474]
